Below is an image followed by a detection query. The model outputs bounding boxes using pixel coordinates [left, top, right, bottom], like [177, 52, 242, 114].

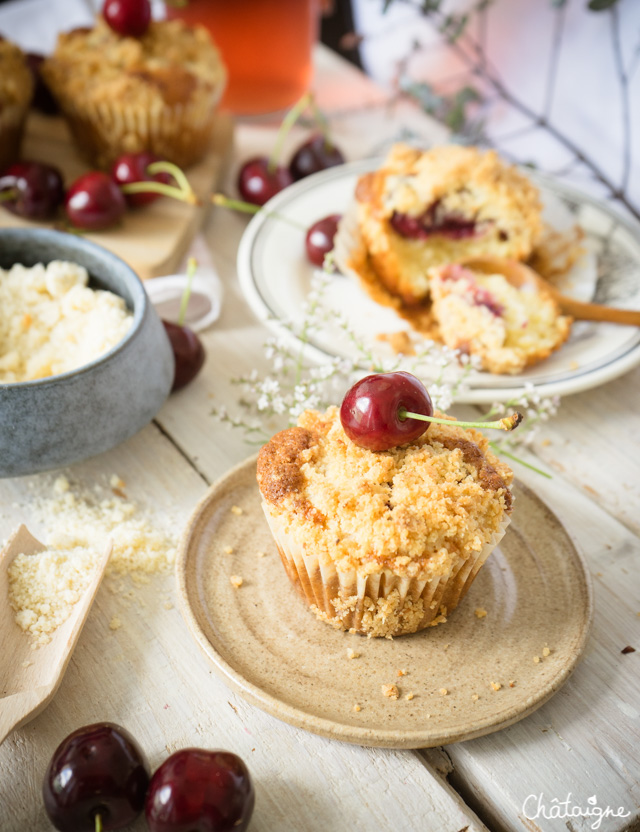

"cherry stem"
[148, 160, 192, 195]
[489, 441, 552, 479]
[268, 91, 313, 174]
[120, 160, 199, 205]
[94, 814, 103, 832]
[398, 409, 523, 432]
[0, 189, 17, 203]
[308, 95, 335, 151]
[178, 256, 197, 327]
[121, 180, 199, 204]
[211, 193, 306, 231]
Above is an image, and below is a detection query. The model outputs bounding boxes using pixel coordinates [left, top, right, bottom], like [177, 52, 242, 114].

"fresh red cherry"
[163, 320, 205, 391]
[305, 213, 341, 267]
[111, 151, 171, 207]
[237, 157, 293, 206]
[65, 171, 126, 230]
[0, 161, 64, 220]
[289, 134, 345, 181]
[26, 53, 59, 115]
[103, 0, 151, 37]
[145, 748, 254, 832]
[42, 722, 150, 832]
[340, 372, 433, 451]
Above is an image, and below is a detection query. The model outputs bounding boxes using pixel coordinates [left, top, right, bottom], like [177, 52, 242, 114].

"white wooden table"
[1, 47, 638, 832]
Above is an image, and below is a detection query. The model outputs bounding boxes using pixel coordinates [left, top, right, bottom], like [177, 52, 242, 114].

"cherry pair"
[43, 722, 254, 832]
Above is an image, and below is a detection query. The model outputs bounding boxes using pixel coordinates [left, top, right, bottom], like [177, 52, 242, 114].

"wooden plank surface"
[0, 110, 234, 280]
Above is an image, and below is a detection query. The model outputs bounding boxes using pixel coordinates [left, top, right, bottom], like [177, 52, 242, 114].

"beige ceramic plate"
[176, 456, 593, 749]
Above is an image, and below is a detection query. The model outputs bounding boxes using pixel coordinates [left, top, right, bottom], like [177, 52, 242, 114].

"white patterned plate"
[237, 160, 640, 403]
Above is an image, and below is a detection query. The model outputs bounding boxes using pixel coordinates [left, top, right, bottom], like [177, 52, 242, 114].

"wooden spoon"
[0, 525, 110, 745]
[464, 256, 640, 326]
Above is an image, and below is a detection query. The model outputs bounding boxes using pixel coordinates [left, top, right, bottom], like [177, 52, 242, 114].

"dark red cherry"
[0, 161, 64, 220]
[305, 213, 341, 267]
[26, 53, 59, 115]
[237, 157, 293, 206]
[103, 0, 151, 37]
[65, 171, 126, 230]
[111, 151, 171, 207]
[289, 134, 345, 181]
[42, 722, 150, 832]
[163, 320, 205, 391]
[146, 748, 254, 832]
[340, 371, 433, 451]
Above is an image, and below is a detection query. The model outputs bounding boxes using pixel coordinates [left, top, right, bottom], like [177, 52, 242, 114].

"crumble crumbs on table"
[256, 550, 266, 558]
[491, 682, 502, 691]
[474, 607, 487, 618]
[439, 688, 448, 696]
[230, 575, 243, 588]
[542, 646, 551, 657]
[397, 668, 407, 677]
[471, 693, 479, 701]
[621, 645, 636, 654]
[382, 684, 399, 700]
[509, 680, 516, 687]
[541, 438, 552, 447]
[353, 704, 362, 712]
[231, 506, 243, 516]
[533, 655, 540, 663]
[109, 617, 122, 630]
[405, 692, 414, 701]
[346, 648, 360, 659]
[223, 546, 234, 555]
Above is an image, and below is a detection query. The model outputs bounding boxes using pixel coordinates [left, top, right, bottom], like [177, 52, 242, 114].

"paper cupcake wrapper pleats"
[262, 500, 511, 638]
[0, 104, 28, 172]
[50, 86, 224, 169]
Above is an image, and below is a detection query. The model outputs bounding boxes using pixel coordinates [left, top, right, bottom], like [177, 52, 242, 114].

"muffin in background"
[355, 143, 543, 306]
[0, 38, 34, 172]
[42, 18, 226, 169]
[257, 406, 513, 638]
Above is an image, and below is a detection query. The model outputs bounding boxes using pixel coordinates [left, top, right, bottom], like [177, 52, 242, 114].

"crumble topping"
[258, 406, 512, 576]
[381, 684, 399, 700]
[0, 261, 133, 384]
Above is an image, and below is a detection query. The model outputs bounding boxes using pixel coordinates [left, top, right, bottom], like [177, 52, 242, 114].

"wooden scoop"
[464, 256, 640, 326]
[0, 525, 110, 745]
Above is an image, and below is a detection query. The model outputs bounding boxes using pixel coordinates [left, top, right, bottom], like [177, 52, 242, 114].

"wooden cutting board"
[0, 111, 234, 280]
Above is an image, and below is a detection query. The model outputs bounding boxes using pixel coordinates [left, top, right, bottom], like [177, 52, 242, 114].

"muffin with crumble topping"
[257, 406, 513, 638]
[42, 18, 226, 169]
[354, 143, 542, 306]
[0, 37, 34, 171]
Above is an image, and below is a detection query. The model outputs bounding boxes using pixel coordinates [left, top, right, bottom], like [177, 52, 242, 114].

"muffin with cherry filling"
[42, 18, 225, 168]
[0, 37, 34, 171]
[429, 263, 572, 374]
[257, 401, 513, 638]
[354, 143, 542, 306]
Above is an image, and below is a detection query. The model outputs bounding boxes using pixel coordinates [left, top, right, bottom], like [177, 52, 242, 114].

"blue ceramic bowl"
[0, 229, 174, 477]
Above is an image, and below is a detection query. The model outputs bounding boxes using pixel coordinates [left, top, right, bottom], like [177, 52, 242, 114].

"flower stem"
[121, 181, 199, 205]
[178, 257, 197, 327]
[268, 91, 312, 173]
[308, 95, 335, 151]
[95, 814, 103, 832]
[399, 409, 523, 431]
[211, 193, 306, 231]
[489, 442, 552, 479]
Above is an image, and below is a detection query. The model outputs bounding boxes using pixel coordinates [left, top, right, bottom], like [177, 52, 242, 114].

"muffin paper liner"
[0, 104, 28, 172]
[49, 85, 225, 169]
[261, 500, 511, 637]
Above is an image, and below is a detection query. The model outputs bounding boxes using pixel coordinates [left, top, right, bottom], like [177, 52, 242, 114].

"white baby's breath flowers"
[212, 265, 558, 457]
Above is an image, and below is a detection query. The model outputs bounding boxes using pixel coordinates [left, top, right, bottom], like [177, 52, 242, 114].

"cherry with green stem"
[340, 371, 522, 452]
[162, 257, 206, 391]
